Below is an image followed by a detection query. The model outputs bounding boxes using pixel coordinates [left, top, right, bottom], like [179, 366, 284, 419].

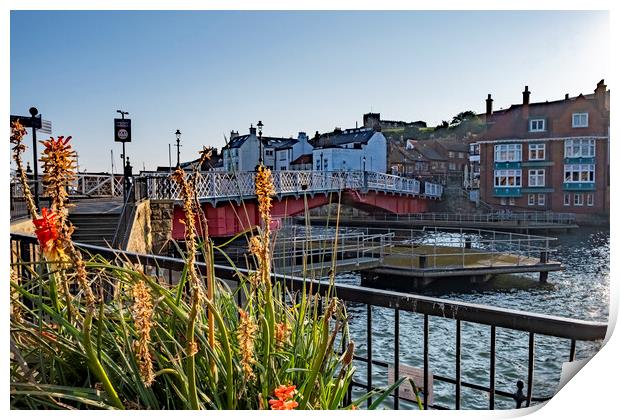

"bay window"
[564, 164, 595, 183]
[565, 139, 595, 158]
[494, 169, 522, 187]
[494, 144, 522, 162]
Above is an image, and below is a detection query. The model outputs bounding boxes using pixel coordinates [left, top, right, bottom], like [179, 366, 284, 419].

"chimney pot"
[486, 94, 493, 117]
[522, 86, 531, 105]
[565, 93, 569, 100]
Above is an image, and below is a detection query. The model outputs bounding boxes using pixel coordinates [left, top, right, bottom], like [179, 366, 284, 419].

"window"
[449, 163, 456, 170]
[448, 151, 455, 158]
[458, 152, 465, 159]
[528, 144, 546, 160]
[587, 194, 594, 206]
[564, 164, 595, 183]
[509, 198, 516, 206]
[538, 194, 545, 206]
[500, 198, 507, 206]
[265, 150, 274, 157]
[494, 169, 522, 187]
[528, 169, 545, 187]
[565, 139, 595, 158]
[316, 160, 320, 170]
[564, 193, 570, 206]
[528, 194, 536, 206]
[529, 119, 546, 132]
[574, 193, 584, 206]
[280, 166, 287, 170]
[494, 144, 522, 162]
[572, 113, 589, 128]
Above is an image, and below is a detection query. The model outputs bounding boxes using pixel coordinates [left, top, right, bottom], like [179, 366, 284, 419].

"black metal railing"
[10, 233, 607, 410]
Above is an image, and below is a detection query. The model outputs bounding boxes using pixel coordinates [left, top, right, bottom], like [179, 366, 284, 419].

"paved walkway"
[69, 198, 123, 215]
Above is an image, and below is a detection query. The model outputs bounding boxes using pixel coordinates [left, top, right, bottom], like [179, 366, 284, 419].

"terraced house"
[478, 80, 610, 222]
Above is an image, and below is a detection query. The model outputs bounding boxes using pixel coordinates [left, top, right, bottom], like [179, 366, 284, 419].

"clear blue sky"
[11, 10, 609, 173]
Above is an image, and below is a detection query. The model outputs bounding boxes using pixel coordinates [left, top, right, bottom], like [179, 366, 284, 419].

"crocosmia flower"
[32, 208, 59, 251]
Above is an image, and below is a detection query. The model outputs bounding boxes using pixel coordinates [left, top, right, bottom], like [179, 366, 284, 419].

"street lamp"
[363, 156, 366, 172]
[175, 129, 182, 168]
[257, 120, 264, 165]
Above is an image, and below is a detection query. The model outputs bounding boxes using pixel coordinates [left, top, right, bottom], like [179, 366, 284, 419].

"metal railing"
[10, 173, 125, 199]
[338, 212, 577, 226]
[380, 226, 556, 271]
[271, 230, 394, 275]
[10, 233, 607, 410]
[138, 170, 443, 202]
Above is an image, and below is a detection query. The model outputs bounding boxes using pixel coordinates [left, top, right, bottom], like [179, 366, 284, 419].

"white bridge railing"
[138, 170, 443, 201]
[10, 173, 124, 198]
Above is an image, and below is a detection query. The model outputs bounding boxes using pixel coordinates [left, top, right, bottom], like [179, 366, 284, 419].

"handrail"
[138, 170, 443, 201]
[9, 233, 605, 341]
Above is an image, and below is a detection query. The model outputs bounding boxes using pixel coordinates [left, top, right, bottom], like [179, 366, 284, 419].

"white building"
[312, 127, 387, 172]
[223, 125, 313, 172]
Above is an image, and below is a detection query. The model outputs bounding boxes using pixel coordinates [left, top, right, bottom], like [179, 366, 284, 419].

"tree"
[450, 110, 478, 127]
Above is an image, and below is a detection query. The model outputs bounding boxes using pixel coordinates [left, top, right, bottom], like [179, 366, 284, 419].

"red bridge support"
[171, 191, 431, 239]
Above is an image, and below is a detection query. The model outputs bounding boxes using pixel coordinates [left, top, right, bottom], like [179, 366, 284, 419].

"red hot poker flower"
[32, 208, 59, 251]
[269, 384, 298, 410]
[268, 399, 298, 410]
[273, 384, 297, 401]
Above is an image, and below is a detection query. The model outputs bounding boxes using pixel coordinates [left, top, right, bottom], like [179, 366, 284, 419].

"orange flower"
[274, 384, 297, 401]
[32, 208, 59, 251]
[269, 384, 298, 410]
[268, 399, 298, 410]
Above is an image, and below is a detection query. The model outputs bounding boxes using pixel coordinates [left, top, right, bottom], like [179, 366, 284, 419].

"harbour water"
[336, 226, 610, 409]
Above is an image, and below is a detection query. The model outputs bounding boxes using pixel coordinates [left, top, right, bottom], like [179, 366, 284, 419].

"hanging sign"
[114, 118, 132, 143]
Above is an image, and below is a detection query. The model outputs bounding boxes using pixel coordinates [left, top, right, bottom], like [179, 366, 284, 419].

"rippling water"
[335, 227, 610, 409]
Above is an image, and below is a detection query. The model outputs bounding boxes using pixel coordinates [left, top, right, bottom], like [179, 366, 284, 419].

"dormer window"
[572, 113, 589, 128]
[529, 119, 546, 132]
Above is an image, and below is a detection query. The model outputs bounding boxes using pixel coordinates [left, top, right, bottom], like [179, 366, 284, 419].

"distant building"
[363, 112, 427, 130]
[311, 127, 387, 172]
[478, 80, 610, 218]
[223, 126, 313, 172]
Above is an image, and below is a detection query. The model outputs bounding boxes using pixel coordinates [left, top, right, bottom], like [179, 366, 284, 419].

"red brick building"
[478, 80, 609, 220]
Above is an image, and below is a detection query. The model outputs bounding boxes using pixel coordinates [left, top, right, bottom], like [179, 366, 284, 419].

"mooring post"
[513, 380, 527, 408]
[539, 251, 549, 283]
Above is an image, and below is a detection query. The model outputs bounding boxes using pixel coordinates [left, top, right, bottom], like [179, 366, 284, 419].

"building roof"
[434, 140, 469, 153]
[227, 134, 298, 150]
[290, 153, 313, 165]
[481, 81, 610, 141]
[313, 127, 376, 148]
[413, 142, 446, 161]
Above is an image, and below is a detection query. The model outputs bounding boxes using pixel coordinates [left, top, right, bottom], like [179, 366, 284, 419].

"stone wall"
[149, 200, 175, 255]
[125, 200, 152, 254]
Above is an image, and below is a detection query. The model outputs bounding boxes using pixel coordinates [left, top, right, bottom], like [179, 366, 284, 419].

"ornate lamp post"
[175, 129, 182, 168]
[257, 120, 264, 166]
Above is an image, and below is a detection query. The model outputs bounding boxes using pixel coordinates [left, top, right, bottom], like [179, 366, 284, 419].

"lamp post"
[175, 129, 182, 168]
[116, 110, 130, 202]
[363, 156, 366, 172]
[257, 120, 264, 166]
[29, 107, 40, 210]
[320, 152, 324, 171]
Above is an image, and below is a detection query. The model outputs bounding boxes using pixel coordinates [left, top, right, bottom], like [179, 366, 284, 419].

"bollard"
[513, 380, 527, 408]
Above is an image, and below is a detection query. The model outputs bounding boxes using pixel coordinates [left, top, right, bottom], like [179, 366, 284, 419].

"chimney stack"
[522, 86, 531, 105]
[595, 79, 607, 110]
[486, 94, 493, 117]
[565, 93, 569, 100]
[249, 124, 256, 135]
